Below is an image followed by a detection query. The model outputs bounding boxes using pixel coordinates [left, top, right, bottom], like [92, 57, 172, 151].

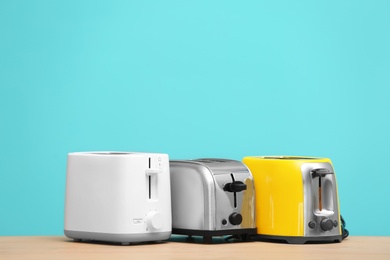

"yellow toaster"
[242, 156, 343, 244]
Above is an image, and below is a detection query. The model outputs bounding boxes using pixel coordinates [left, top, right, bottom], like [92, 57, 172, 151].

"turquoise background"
[1, 0, 389, 236]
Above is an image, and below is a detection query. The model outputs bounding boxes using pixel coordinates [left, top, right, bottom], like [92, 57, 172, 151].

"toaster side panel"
[170, 162, 216, 230]
[301, 161, 342, 238]
[64, 154, 137, 234]
[237, 174, 256, 229]
[243, 157, 305, 237]
[212, 169, 256, 230]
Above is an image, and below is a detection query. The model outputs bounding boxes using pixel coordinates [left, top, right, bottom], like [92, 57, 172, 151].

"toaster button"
[229, 213, 242, 226]
[308, 221, 317, 229]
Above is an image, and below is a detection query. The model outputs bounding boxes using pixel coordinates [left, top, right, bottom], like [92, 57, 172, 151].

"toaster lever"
[145, 168, 162, 176]
[223, 181, 247, 192]
[311, 168, 334, 178]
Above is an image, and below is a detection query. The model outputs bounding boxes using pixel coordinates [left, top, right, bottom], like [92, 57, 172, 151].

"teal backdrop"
[1, 1, 389, 236]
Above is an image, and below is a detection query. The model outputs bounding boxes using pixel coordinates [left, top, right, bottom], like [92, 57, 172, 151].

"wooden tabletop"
[0, 236, 389, 260]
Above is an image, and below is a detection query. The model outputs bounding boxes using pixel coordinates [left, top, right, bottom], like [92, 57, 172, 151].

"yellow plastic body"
[243, 156, 341, 237]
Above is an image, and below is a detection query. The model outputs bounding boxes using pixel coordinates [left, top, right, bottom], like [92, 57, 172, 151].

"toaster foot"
[64, 230, 171, 244]
[203, 236, 212, 244]
[256, 234, 343, 244]
[172, 228, 257, 244]
[240, 234, 250, 241]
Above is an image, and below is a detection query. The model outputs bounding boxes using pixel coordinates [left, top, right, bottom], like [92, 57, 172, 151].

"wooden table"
[0, 236, 389, 260]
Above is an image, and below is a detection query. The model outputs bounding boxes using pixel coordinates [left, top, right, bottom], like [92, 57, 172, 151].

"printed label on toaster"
[133, 218, 143, 224]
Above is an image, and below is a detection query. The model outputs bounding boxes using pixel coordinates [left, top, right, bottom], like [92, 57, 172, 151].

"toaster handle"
[223, 181, 247, 192]
[311, 168, 334, 178]
[145, 168, 162, 176]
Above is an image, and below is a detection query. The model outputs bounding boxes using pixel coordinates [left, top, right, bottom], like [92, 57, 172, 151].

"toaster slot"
[232, 174, 237, 208]
[230, 173, 237, 209]
[149, 158, 151, 199]
[311, 168, 335, 214]
[146, 157, 160, 201]
[149, 176, 152, 199]
[318, 176, 322, 211]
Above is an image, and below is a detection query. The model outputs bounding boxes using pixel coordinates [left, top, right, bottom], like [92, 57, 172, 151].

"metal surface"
[301, 162, 341, 237]
[170, 159, 256, 232]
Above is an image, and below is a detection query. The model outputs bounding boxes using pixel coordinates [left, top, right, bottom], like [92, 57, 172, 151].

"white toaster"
[64, 152, 172, 245]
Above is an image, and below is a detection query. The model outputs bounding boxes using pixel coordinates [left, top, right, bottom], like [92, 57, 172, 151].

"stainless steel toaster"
[169, 158, 256, 243]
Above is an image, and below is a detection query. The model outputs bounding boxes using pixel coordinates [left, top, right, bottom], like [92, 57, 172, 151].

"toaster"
[169, 158, 256, 243]
[242, 156, 342, 244]
[64, 152, 172, 245]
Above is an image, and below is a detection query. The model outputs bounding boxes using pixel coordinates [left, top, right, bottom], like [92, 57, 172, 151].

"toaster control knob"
[320, 219, 334, 231]
[229, 213, 242, 226]
[223, 181, 247, 192]
[146, 212, 163, 230]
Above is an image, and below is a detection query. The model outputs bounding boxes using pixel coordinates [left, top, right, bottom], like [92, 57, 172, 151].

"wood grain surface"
[0, 236, 389, 260]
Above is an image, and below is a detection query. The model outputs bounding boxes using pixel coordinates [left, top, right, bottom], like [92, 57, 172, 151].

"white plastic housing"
[64, 152, 171, 243]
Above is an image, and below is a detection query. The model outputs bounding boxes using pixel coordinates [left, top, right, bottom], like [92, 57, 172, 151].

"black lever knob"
[229, 212, 243, 225]
[223, 181, 247, 192]
[311, 168, 334, 178]
[320, 218, 334, 231]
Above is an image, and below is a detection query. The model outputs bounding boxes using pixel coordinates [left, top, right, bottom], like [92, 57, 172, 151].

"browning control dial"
[146, 212, 163, 230]
[229, 212, 242, 225]
[320, 218, 334, 231]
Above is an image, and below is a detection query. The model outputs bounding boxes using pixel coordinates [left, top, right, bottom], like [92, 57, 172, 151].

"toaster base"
[172, 228, 257, 243]
[256, 234, 342, 244]
[64, 230, 171, 245]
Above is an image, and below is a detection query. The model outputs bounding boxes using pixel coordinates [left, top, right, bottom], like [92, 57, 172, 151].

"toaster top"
[68, 151, 168, 157]
[170, 158, 250, 175]
[245, 156, 325, 160]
